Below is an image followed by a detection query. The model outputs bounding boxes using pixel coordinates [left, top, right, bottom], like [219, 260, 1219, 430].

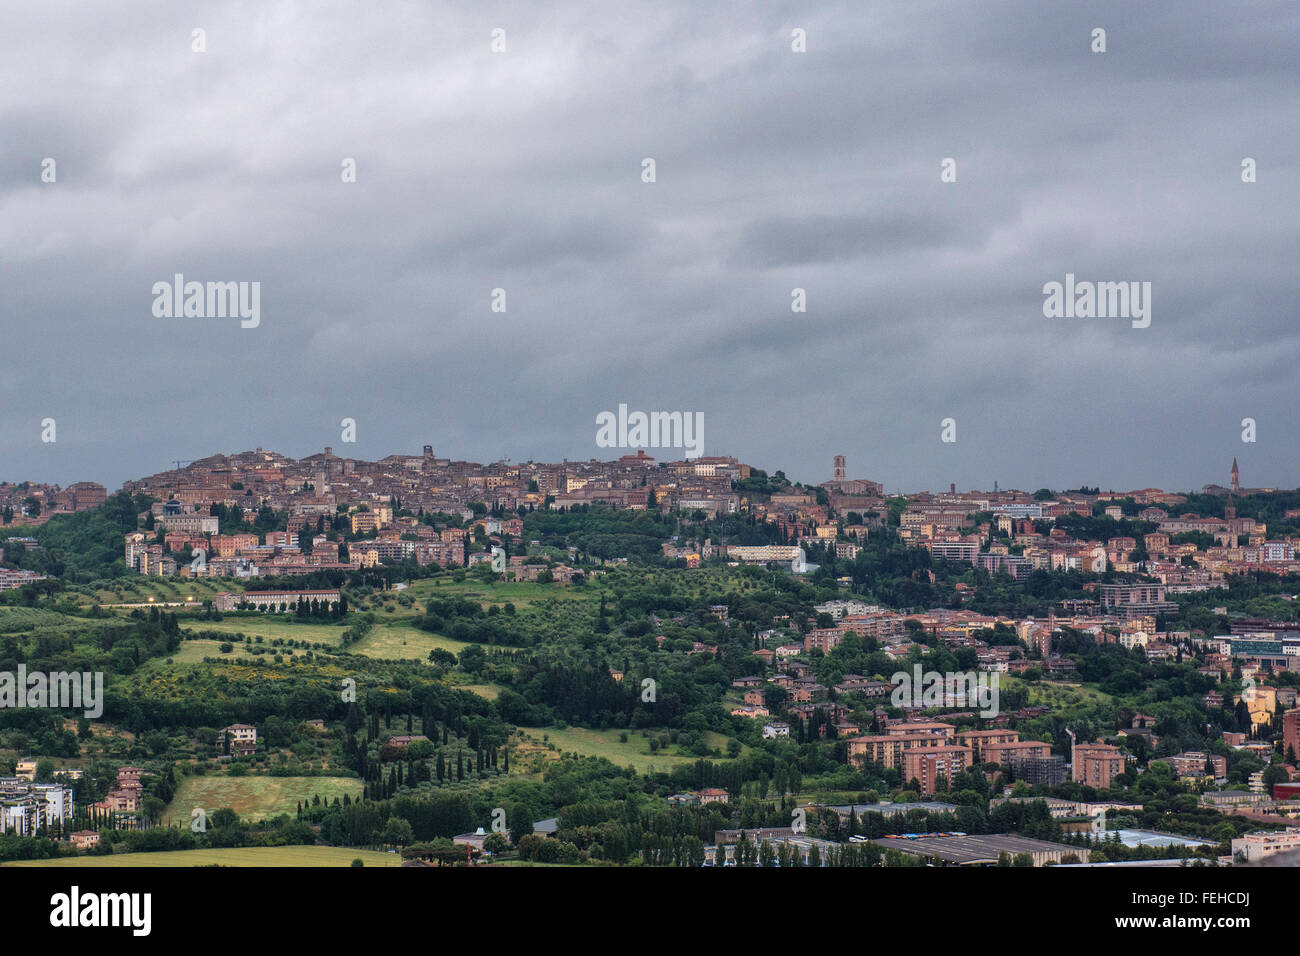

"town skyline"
[0, 441, 1286, 501]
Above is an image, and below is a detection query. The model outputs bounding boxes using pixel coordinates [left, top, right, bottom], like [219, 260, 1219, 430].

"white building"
[0, 778, 73, 835]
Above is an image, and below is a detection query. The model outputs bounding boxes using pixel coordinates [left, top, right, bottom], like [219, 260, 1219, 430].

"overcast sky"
[3, 1, 1297, 495]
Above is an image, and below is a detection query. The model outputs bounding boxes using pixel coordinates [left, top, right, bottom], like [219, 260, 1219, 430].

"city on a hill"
[3, 446, 1300, 867]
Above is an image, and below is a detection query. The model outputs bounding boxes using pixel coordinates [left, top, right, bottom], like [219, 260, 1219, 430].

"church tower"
[1225, 493, 1236, 522]
[1231, 457, 1240, 493]
[833, 455, 846, 481]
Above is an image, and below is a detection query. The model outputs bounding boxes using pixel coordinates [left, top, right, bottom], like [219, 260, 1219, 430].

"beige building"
[1072, 742, 1125, 788]
[1232, 827, 1300, 863]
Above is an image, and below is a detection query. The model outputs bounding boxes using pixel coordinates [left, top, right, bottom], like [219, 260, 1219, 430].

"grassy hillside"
[163, 774, 363, 826]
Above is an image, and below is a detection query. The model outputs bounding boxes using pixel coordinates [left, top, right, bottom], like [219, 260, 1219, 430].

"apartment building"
[956, 729, 1021, 763]
[1099, 584, 1163, 606]
[1157, 751, 1227, 781]
[901, 746, 974, 796]
[982, 739, 1053, 765]
[846, 724, 957, 769]
[1009, 754, 1069, 786]
[926, 541, 980, 565]
[1072, 742, 1125, 788]
[1285, 709, 1300, 760]
[0, 778, 73, 835]
[723, 545, 803, 564]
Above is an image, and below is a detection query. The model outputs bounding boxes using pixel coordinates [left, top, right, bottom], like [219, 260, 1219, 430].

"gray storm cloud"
[2, 0, 1296, 494]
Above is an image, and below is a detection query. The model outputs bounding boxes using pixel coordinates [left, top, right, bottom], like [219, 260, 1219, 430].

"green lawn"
[164, 774, 362, 826]
[4, 846, 399, 867]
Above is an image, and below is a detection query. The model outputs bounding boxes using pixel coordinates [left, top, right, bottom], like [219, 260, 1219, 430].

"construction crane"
[173, 459, 194, 471]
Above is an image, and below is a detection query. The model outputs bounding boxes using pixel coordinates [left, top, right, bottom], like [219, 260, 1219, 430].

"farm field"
[148, 639, 231, 664]
[518, 727, 742, 772]
[0, 606, 87, 634]
[180, 617, 348, 646]
[345, 623, 471, 660]
[403, 577, 599, 610]
[163, 774, 362, 826]
[179, 618, 476, 662]
[79, 579, 229, 607]
[4, 846, 399, 867]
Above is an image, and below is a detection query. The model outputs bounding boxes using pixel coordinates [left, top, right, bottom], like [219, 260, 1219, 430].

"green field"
[180, 618, 477, 662]
[523, 727, 742, 772]
[164, 774, 362, 826]
[149, 639, 231, 664]
[403, 577, 598, 610]
[4, 846, 399, 867]
[180, 617, 348, 646]
[79, 579, 228, 607]
[346, 623, 472, 660]
[1002, 675, 1114, 706]
[0, 606, 86, 635]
